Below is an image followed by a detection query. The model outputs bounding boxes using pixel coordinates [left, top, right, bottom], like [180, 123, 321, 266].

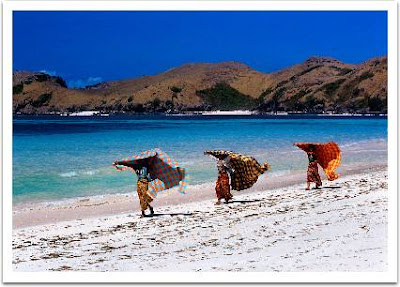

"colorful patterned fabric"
[137, 178, 154, 211]
[114, 148, 187, 196]
[295, 142, 341, 181]
[215, 171, 232, 201]
[307, 161, 322, 186]
[205, 150, 270, 191]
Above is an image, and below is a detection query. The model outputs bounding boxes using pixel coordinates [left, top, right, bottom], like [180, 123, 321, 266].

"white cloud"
[39, 70, 57, 76]
[67, 77, 103, 88]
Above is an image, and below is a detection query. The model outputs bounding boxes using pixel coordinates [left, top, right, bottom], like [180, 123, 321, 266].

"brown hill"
[12, 56, 387, 114]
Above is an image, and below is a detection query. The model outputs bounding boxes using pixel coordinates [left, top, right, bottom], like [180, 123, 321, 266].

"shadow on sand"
[323, 186, 342, 189]
[226, 199, 262, 204]
[147, 213, 193, 217]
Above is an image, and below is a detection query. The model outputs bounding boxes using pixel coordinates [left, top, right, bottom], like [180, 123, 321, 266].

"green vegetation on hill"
[260, 88, 273, 98]
[196, 82, 257, 110]
[321, 78, 346, 97]
[170, 86, 182, 93]
[329, 65, 353, 75]
[368, 96, 386, 112]
[257, 87, 287, 114]
[298, 65, 323, 76]
[32, 93, 52, 108]
[13, 83, 24, 94]
[55, 77, 68, 88]
[283, 89, 310, 111]
[359, 71, 374, 81]
[303, 95, 325, 113]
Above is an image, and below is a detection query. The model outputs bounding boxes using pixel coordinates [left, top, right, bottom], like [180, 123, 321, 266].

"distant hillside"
[13, 56, 387, 114]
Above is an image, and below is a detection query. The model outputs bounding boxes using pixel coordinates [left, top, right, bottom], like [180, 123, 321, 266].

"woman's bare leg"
[149, 205, 154, 215]
[306, 182, 310, 190]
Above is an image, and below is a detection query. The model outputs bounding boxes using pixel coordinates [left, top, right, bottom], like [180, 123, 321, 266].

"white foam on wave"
[267, 170, 292, 177]
[344, 149, 387, 154]
[82, 170, 99, 176]
[59, 169, 100, 178]
[59, 171, 77, 178]
[340, 138, 387, 149]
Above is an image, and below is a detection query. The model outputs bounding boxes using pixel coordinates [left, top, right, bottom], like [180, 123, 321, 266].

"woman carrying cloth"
[113, 162, 154, 217]
[294, 142, 341, 190]
[113, 148, 187, 218]
[205, 150, 270, 204]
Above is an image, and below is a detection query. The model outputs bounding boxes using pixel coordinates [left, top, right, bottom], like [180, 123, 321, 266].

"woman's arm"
[113, 161, 136, 171]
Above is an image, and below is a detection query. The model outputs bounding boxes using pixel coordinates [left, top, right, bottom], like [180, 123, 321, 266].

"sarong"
[307, 161, 322, 186]
[215, 172, 233, 201]
[137, 179, 154, 211]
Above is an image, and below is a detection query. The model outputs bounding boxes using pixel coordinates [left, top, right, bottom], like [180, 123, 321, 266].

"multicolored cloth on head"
[294, 142, 341, 181]
[204, 150, 270, 191]
[114, 148, 187, 197]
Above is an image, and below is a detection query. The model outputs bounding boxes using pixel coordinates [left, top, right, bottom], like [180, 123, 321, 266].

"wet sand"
[12, 164, 386, 229]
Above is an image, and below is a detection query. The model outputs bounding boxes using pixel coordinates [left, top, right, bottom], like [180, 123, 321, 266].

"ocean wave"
[59, 171, 77, 178]
[82, 170, 99, 176]
[344, 149, 387, 154]
[59, 169, 100, 178]
[267, 170, 292, 177]
[340, 138, 387, 149]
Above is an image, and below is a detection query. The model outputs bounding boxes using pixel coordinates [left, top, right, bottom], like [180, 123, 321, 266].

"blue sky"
[13, 11, 387, 88]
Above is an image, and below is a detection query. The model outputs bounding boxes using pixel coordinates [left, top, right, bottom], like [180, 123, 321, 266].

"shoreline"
[13, 163, 387, 229]
[14, 112, 388, 117]
[12, 167, 388, 272]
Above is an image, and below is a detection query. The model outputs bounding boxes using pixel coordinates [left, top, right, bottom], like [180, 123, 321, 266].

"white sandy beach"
[12, 166, 387, 272]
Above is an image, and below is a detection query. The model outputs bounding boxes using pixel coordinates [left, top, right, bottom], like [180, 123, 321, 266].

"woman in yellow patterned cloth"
[135, 165, 154, 217]
[113, 162, 154, 217]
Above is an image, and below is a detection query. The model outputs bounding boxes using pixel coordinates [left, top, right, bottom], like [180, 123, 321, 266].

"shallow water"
[13, 115, 387, 204]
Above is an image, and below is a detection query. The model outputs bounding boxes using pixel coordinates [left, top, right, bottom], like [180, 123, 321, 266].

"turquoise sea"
[13, 115, 388, 205]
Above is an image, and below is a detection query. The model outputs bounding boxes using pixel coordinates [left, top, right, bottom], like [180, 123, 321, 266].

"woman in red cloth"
[306, 144, 322, 190]
[215, 156, 234, 205]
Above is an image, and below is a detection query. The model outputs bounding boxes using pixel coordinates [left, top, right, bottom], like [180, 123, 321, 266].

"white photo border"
[2, 0, 398, 283]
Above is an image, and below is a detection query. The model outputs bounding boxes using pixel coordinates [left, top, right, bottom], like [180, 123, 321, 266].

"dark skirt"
[215, 172, 233, 201]
[307, 162, 322, 186]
